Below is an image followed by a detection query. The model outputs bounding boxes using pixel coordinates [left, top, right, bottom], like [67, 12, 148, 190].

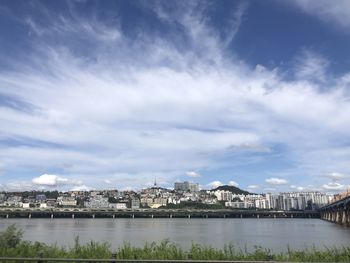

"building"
[57, 196, 77, 207]
[131, 198, 140, 209]
[174, 181, 199, 192]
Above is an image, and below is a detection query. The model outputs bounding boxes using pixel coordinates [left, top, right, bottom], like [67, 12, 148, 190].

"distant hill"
[210, 185, 251, 195]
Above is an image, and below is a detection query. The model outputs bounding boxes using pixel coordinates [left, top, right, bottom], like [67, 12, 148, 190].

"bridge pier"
[342, 210, 346, 224]
[336, 211, 341, 223]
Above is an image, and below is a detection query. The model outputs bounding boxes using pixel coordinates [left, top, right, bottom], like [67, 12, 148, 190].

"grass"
[0, 225, 350, 261]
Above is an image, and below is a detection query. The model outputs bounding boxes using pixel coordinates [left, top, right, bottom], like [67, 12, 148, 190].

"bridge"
[319, 189, 350, 225]
[0, 207, 319, 219]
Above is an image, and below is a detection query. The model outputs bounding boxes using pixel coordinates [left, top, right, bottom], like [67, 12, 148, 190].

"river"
[0, 218, 349, 252]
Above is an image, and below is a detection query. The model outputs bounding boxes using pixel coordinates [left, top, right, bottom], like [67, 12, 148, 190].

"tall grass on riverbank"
[0, 225, 349, 262]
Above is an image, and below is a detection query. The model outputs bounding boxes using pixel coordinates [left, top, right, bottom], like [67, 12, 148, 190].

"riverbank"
[0, 225, 350, 262]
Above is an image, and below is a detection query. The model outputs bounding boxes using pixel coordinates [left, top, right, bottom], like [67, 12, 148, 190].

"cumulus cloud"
[70, 185, 90, 191]
[265, 178, 289, 185]
[228, 180, 239, 187]
[186, 171, 201, 178]
[32, 174, 68, 186]
[32, 174, 81, 187]
[207, 181, 223, 189]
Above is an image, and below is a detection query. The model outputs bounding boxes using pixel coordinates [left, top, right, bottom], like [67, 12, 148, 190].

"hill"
[210, 185, 251, 195]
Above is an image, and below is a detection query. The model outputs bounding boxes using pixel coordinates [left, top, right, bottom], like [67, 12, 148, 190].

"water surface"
[0, 218, 349, 252]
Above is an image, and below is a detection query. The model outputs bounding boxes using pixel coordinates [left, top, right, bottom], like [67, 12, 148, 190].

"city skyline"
[1, 1, 350, 193]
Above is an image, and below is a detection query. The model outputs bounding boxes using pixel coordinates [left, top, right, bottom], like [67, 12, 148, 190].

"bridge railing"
[330, 188, 350, 203]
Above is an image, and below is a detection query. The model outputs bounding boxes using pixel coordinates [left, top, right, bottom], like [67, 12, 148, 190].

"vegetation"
[0, 225, 350, 262]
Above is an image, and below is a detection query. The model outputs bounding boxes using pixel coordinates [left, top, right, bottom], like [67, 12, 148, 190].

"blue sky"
[1, 0, 350, 193]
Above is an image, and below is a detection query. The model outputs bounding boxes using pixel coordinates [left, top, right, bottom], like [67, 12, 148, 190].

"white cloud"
[186, 171, 201, 178]
[70, 185, 90, 191]
[1, 2, 350, 190]
[290, 185, 305, 191]
[264, 187, 276, 192]
[324, 172, 348, 181]
[265, 178, 289, 185]
[103, 179, 112, 184]
[228, 180, 239, 187]
[32, 174, 68, 186]
[322, 182, 348, 191]
[287, 0, 350, 30]
[5, 181, 34, 191]
[294, 50, 329, 82]
[247, 185, 260, 190]
[207, 181, 223, 189]
[32, 174, 81, 187]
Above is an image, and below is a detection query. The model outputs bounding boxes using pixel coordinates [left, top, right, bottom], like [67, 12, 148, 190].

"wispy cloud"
[322, 182, 349, 191]
[287, 0, 350, 30]
[293, 50, 329, 82]
[1, 2, 350, 191]
[323, 172, 349, 181]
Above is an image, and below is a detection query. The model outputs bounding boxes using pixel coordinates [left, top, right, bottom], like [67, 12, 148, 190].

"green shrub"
[0, 224, 23, 248]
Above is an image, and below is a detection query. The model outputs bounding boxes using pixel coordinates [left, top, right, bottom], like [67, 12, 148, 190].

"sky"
[1, 0, 350, 193]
